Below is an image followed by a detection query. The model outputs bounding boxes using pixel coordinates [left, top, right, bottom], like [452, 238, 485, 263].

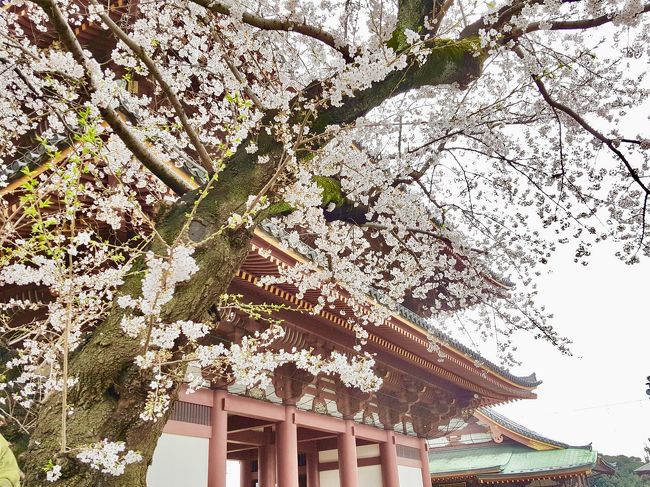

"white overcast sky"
[491, 242, 650, 458]
[488, 44, 650, 458]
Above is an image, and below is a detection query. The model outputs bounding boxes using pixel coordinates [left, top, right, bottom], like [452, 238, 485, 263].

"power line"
[542, 399, 648, 414]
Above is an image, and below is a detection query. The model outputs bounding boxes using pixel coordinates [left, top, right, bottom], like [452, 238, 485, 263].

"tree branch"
[212, 33, 265, 110]
[361, 222, 444, 241]
[513, 44, 650, 249]
[459, 0, 650, 39]
[524, 3, 650, 34]
[0, 56, 75, 135]
[389, 0, 434, 50]
[189, 0, 353, 62]
[521, 59, 650, 197]
[460, 0, 537, 38]
[30, 0, 194, 195]
[430, 0, 455, 37]
[90, 0, 215, 174]
[307, 37, 484, 136]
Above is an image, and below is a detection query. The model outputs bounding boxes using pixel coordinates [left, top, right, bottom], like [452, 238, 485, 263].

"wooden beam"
[295, 410, 346, 434]
[228, 430, 265, 446]
[227, 444, 258, 454]
[228, 415, 275, 434]
[224, 395, 285, 422]
[297, 428, 337, 443]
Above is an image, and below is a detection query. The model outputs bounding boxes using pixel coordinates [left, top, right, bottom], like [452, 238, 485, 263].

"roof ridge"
[478, 408, 593, 449]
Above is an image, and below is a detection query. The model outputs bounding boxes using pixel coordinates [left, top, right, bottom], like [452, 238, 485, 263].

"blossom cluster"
[194, 325, 382, 393]
[76, 440, 143, 476]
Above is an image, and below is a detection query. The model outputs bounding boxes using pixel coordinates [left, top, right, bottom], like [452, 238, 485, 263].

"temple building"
[133, 226, 542, 487]
[0, 110, 545, 486]
[634, 462, 650, 478]
[428, 408, 615, 487]
[2, 156, 544, 487]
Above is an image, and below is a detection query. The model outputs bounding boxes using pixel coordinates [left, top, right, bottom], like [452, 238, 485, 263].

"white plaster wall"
[356, 444, 380, 459]
[320, 469, 340, 487]
[359, 465, 383, 486]
[319, 466, 382, 487]
[318, 444, 380, 463]
[147, 433, 209, 487]
[318, 445, 382, 487]
[397, 465, 423, 487]
[319, 448, 338, 463]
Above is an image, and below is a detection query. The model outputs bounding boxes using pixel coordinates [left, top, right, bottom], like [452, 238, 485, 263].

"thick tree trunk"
[22, 151, 277, 486]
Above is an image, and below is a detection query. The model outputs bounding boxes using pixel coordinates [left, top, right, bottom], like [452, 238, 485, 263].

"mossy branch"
[310, 37, 484, 136]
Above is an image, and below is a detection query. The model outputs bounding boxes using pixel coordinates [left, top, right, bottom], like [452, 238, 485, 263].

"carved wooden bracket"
[489, 424, 504, 443]
[459, 394, 483, 421]
[272, 325, 309, 350]
[376, 394, 409, 430]
[403, 379, 426, 407]
[272, 363, 314, 406]
[410, 386, 459, 437]
[311, 377, 329, 414]
[335, 383, 371, 419]
[209, 309, 261, 348]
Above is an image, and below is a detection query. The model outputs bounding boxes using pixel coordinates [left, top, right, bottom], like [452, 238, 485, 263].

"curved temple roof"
[476, 408, 576, 449]
[379, 294, 540, 389]
[635, 462, 650, 476]
[429, 408, 614, 482]
[429, 444, 599, 481]
[257, 223, 541, 390]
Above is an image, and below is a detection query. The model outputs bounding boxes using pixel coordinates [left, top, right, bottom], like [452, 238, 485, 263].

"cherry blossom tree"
[1, 0, 649, 484]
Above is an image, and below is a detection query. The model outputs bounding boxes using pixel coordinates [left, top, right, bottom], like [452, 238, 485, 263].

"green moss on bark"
[387, 0, 434, 51]
[265, 176, 353, 218]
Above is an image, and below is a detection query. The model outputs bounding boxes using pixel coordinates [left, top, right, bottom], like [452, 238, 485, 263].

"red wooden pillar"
[419, 438, 431, 487]
[338, 420, 358, 487]
[241, 458, 252, 487]
[277, 405, 299, 487]
[379, 432, 399, 487]
[305, 441, 320, 487]
[259, 427, 276, 487]
[208, 390, 228, 487]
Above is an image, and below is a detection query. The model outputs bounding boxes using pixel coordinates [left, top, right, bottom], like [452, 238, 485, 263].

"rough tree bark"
[20, 1, 486, 483]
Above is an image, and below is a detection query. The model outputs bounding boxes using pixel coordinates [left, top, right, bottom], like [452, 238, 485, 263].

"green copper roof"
[429, 444, 597, 478]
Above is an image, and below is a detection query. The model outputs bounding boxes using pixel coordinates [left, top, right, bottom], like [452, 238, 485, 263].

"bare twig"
[517, 49, 650, 200]
[0, 56, 76, 134]
[360, 222, 445, 241]
[213, 34, 265, 110]
[462, 0, 650, 39]
[430, 0, 455, 37]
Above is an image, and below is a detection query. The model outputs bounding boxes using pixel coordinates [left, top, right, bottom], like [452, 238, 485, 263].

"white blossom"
[76, 440, 143, 476]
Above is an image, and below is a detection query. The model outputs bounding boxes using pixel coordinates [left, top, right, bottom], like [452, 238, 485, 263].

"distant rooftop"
[635, 462, 650, 475]
[478, 407, 588, 450]
[429, 443, 598, 480]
